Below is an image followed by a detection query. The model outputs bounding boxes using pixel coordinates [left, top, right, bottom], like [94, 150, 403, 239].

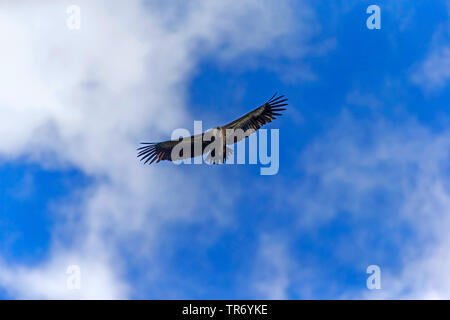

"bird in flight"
[137, 93, 288, 164]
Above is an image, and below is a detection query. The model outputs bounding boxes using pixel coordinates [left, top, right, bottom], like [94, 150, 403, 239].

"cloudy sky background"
[0, 0, 449, 299]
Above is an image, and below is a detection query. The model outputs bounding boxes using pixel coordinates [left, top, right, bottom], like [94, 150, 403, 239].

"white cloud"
[0, 247, 129, 299]
[412, 45, 450, 92]
[280, 111, 450, 298]
[251, 234, 292, 299]
[411, 3, 450, 92]
[0, 0, 319, 298]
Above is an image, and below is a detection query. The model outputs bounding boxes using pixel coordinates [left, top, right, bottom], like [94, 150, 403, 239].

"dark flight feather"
[137, 93, 288, 164]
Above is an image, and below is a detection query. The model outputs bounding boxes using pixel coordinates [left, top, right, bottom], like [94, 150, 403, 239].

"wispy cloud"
[274, 110, 450, 298]
[251, 234, 293, 299]
[412, 45, 450, 92]
[0, 0, 321, 298]
[411, 2, 450, 92]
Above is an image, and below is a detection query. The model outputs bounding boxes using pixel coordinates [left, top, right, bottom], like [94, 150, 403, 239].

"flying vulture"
[137, 93, 287, 164]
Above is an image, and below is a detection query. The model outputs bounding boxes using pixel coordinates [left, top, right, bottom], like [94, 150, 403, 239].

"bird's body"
[137, 93, 287, 164]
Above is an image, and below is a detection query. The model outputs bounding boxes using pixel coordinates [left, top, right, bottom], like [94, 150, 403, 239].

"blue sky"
[1, 0, 450, 299]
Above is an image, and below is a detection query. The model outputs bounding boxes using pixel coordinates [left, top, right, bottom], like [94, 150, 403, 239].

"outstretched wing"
[138, 93, 287, 164]
[223, 93, 287, 143]
[137, 133, 206, 164]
